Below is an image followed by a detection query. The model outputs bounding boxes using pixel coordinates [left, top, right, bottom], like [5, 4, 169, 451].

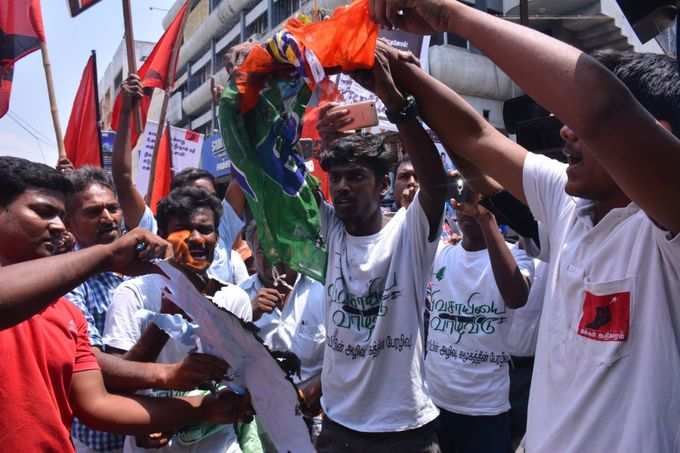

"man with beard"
[65, 168, 232, 453]
[103, 187, 253, 452]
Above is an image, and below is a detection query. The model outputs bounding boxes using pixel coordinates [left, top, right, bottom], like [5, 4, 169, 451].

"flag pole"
[91, 50, 104, 168]
[122, 0, 143, 134]
[146, 0, 190, 197]
[40, 42, 66, 160]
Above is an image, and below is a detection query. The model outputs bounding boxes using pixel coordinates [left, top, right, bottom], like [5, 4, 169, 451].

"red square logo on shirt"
[578, 291, 630, 341]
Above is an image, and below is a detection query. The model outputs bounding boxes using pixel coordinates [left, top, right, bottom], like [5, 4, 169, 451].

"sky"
[0, 0, 175, 166]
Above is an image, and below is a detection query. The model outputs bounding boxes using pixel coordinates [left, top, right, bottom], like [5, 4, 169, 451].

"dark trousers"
[316, 416, 441, 453]
[436, 407, 512, 453]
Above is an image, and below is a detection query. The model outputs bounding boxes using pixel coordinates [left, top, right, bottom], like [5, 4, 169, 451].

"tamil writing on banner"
[134, 121, 204, 197]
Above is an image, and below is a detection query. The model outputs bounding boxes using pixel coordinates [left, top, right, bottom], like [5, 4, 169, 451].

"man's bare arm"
[375, 0, 680, 232]
[0, 229, 169, 330]
[71, 370, 251, 435]
[112, 74, 148, 229]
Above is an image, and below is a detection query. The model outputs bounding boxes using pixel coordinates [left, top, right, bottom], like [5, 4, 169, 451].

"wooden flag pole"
[91, 50, 104, 168]
[146, 0, 190, 197]
[40, 42, 66, 160]
[122, 0, 143, 134]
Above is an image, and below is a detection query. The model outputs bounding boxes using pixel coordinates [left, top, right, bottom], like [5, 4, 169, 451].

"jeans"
[436, 407, 512, 453]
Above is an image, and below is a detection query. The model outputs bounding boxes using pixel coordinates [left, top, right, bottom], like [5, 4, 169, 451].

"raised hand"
[369, 0, 452, 35]
[121, 73, 144, 109]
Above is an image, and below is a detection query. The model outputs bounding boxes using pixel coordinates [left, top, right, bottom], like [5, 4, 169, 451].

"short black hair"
[395, 157, 413, 174]
[592, 50, 680, 137]
[0, 156, 73, 207]
[67, 166, 115, 194]
[319, 133, 397, 179]
[65, 166, 116, 212]
[171, 167, 216, 191]
[156, 187, 223, 237]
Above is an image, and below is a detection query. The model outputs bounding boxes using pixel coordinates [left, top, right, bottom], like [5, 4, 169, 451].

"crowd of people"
[1, 0, 679, 452]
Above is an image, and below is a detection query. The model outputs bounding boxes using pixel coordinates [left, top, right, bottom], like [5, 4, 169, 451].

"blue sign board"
[201, 132, 231, 178]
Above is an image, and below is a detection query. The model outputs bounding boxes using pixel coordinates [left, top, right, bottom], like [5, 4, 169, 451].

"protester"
[312, 41, 447, 452]
[425, 189, 534, 453]
[393, 157, 418, 210]
[103, 186, 253, 452]
[0, 156, 253, 452]
[369, 1, 680, 451]
[239, 221, 325, 442]
[111, 74, 248, 285]
[62, 167, 233, 453]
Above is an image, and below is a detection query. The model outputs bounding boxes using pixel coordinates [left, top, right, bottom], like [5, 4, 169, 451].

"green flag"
[219, 76, 327, 282]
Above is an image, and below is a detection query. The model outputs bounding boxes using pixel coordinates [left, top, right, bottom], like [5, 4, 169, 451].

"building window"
[188, 65, 209, 93]
[272, 0, 301, 28]
[245, 12, 268, 40]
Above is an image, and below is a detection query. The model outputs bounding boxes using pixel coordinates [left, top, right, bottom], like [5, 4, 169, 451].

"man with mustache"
[103, 187, 253, 452]
[65, 168, 231, 453]
[0, 156, 252, 453]
[368, 1, 680, 451]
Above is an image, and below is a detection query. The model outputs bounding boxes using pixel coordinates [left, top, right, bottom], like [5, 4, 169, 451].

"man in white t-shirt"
[313, 41, 447, 452]
[111, 75, 248, 286]
[425, 191, 534, 453]
[103, 187, 253, 453]
[369, 2, 680, 450]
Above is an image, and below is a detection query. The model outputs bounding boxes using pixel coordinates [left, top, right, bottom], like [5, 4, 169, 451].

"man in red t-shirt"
[0, 156, 253, 452]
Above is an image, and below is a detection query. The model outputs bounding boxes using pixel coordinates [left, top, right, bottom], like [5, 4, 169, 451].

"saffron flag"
[66, 0, 103, 17]
[148, 124, 173, 214]
[64, 54, 102, 168]
[219, 0, 379, 282]
[0, 0, 45, 117]
[110, 0, 189, 147]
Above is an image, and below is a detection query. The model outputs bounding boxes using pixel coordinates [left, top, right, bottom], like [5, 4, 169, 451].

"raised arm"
[362, 41, 448, 236]
[372, 0, 680, 232]
[0, 229, 169, 330]
[112, 74, 148, 229]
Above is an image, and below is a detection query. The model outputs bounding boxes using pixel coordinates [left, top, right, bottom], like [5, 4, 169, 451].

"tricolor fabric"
[0, 0, 45, 117]
[148, 124, 173, 215]
[66, 0, 103, 17]
[218, 0, 379, 282]
[110, 0, 188, 148]
[64, 54, 102, 168]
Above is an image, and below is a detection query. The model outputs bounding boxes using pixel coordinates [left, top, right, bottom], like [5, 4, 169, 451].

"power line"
[7, 110, 56, 146]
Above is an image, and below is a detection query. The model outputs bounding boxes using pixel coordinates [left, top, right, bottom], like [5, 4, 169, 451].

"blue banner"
[200, 132, 231, 178]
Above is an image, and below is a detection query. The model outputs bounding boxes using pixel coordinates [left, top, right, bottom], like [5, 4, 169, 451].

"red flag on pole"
[64, 53, 102, 168]
[67, 0, 104, 17]
[149, 124, 173, 214]
[0, 0, 45, 117]
[110, 1, 189, 147]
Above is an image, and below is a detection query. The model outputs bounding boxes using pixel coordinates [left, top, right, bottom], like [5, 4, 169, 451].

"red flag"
[0, 0, 45, 117]
[110, 1, 188, 147]
[67, 0, 103, 17]
[64, 54, 101, 168]
[149, 125, 173, 214]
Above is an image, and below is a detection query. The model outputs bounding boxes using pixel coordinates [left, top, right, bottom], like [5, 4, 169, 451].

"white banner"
[135, 121, 204, 197]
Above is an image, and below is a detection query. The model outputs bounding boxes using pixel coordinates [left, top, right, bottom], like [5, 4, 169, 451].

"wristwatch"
[386, 95, 418, 125]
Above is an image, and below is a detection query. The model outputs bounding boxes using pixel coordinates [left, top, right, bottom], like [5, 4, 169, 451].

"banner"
[100, 130, 116, 173]
[200, 132, 231, 178]
[134, 121, 204, 197]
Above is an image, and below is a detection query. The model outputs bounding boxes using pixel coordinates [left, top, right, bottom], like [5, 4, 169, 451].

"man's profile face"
[165, 207, 218, 273]
[561, 125, 620, 200]
[329, 161, 385, 224]
[0, 188, 67, 265]
[394, 161, 418, 209]
[67, 183, 122, 248]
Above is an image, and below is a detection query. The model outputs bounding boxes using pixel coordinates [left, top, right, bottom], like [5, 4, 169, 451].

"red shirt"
[0, 297, 99, 452]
